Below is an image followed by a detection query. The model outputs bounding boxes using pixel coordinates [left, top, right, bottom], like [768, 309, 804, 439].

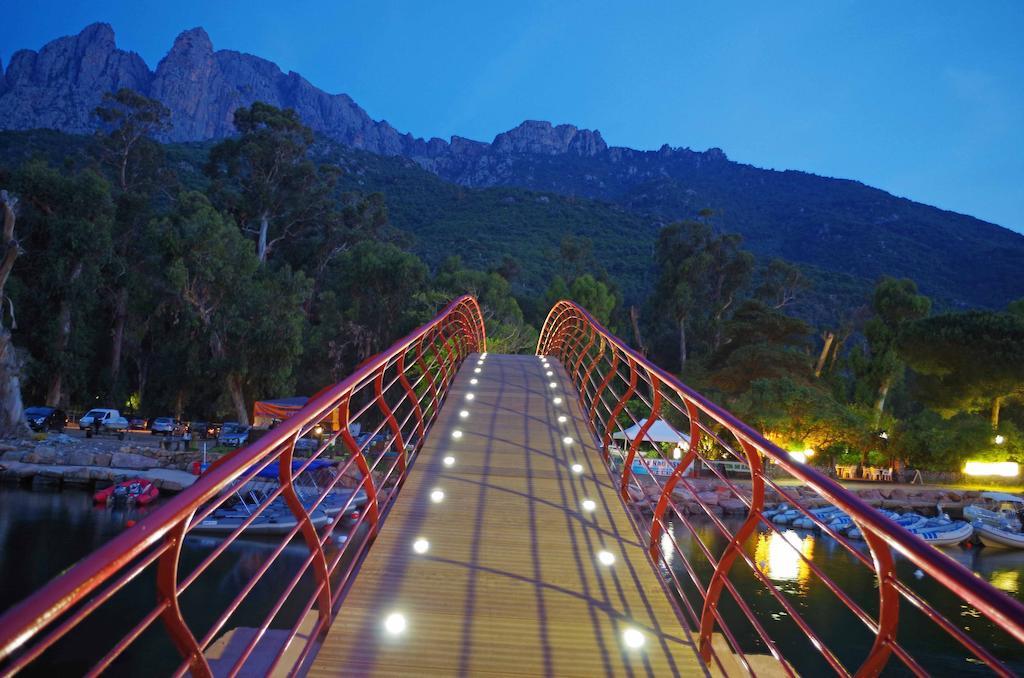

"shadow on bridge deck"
[309, 353, 707, 677]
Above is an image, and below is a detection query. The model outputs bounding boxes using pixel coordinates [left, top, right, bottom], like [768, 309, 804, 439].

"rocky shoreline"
[0, 436, 207, 492]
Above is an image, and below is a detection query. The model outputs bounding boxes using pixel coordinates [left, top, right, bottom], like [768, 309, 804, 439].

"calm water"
[0, 486, 366, 676]
[665, 518, 1024, 676]
[0, 487, 1022, 675]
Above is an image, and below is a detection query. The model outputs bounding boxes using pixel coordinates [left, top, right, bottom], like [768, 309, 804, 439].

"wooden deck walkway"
[309, 353, 708, 677]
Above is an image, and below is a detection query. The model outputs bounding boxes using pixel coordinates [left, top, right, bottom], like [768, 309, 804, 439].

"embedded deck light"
[563, 436, 574, 445]
[452, 430, 463, 439]
[470, 378, 478, 384]
[465, 393, 475, 400]
[413, 538, 430, 554]
[474, 368, 481, 374]
[571, 463, 583, 473]
[459, 410, 469, 418]
[558, 415, 567, 423]
[622, 628, 645, 649]
[597, 550, 615, 566]
[546, 371, 554, 377]
[430, 489, 445, 503]
[384, 612, 407, 635]
[553, 397, 563, 405]
[582, 499, 596, 512]
[549, 382, 557, 388]
[443, 456, 455, 467]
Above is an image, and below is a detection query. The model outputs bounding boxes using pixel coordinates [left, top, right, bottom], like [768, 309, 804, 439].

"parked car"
[128, 417, 148, 430]
[218, 422, 250, 447]
[189, 421, 221, 440]
[78, 408, 130, 439]
[24, 406, 67, 432]
[150, 417, 181, 436]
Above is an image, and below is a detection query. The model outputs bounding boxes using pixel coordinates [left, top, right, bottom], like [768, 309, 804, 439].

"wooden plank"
[310, 354, 708, 677]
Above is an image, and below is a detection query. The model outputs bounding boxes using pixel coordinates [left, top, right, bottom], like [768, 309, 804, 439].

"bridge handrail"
[0, 295, 485, 676]
[539, 299, 1024, 677]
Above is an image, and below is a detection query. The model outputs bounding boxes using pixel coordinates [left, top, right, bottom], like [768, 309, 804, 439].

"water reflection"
[753, 529, 815, 590]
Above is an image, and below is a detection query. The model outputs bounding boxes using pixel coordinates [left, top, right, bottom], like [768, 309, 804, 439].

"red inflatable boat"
[94, 478, 160, 505]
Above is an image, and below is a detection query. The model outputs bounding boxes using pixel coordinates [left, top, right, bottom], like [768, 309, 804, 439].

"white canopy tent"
[612, 418, 690, 446]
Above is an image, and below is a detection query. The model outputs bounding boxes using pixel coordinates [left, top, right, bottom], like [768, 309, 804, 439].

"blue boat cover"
[257, 459, 336, 479]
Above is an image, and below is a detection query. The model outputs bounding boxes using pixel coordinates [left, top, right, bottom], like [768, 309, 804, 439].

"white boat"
[792, 506, 844, 530]
[192, 506, 332, 535]
[910, 519, 974, 546]
[847, 512, 927, 540]
[963, 492, 1023, 531]
[973, 522, 1024, 549]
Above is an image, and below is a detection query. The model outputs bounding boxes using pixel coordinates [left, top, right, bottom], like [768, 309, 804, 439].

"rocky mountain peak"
[491, 120, 607, 157]
[167, 27, 214, 58]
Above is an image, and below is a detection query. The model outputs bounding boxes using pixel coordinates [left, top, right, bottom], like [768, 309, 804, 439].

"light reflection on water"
[666, 516, 1024, 676]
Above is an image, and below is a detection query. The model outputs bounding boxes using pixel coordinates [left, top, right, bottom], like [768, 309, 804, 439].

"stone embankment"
[625, 478, 980, 518]
[0, 436, 207, 492]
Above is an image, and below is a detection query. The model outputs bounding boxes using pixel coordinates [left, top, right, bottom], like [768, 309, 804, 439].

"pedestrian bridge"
[0, 296, 1022, 677]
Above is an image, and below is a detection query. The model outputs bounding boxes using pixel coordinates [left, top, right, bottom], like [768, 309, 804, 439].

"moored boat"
[94, 478, 160, 506]
[910, 519, 973, 547]
[973, 522, 1024, 549]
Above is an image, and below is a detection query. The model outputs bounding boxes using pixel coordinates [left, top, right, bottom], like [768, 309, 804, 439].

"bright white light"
[571, 463, 583, 474]
[622, 628, 645, 649]
[470, 378, 478, 385]
[558, 415, 567, 423]
[459, 410, 469, 418]
[465, 393, 475, 401]
[482, 352, 488, 358]
[582, 499, 596, 512]
[788, 450, 808, 464]
[995, 435, 1006, 445]
[477, 360, 484, 365]
[597, 550, 615, 566]
[443, 456, 455, 467]
[474, 368, 481, 374]
[549, 382, 557, 388]
[430, 489, 445, 503]
[964, 461, 1019, 477]
[384, 612, 407, 635]
[452, 430, 463, 439]
[546, 371, 553, 377]
[673, 445, 683, 460]
[413, 538, 429, 554]
[553, 397, 563, 405]
[563, 436, 574, 445]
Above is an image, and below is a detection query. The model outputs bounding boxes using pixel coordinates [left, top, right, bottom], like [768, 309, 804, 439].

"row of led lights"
[383, 352, 488, 637]
[384, 353, 644, 651]
[538, 354, 645, 650]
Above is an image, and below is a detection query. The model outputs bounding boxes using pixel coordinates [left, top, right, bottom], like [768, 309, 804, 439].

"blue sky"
[4, 1, 1023, 232]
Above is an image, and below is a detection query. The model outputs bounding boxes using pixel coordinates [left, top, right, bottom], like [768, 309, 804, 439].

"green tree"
[863, 277, 930, 427]
[898, 310, 1024, 430]
[569, 274, 618, 326]
[155, 192, 308, 423]
[12, 161, 115, 407]
[205, 103, 339, 264]
[94, 89, 173, 403]
[707, 300, 812, 396]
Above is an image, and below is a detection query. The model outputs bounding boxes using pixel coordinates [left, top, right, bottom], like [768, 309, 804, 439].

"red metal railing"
[0, 295, 485, 677]
[538, 300, 1024, 677]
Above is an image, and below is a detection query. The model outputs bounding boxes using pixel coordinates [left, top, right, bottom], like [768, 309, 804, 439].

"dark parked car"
[24, 406, 67, 432]
[218, 422, 250, 447]
[128, 417, 148, 430]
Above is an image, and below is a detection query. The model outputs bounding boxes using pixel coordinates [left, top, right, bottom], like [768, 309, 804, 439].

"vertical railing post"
[698, 438, 765, 662]
[620, 374, 661, 502]
[157, 517, 211, 677]
[650, 398, 702, 560]
[856, 532, 900, 676]
[338, 394, 380, 537]
[603, 355, 638, 460]
[375, 362, 407, 473]
[278, 432, 333, 629]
